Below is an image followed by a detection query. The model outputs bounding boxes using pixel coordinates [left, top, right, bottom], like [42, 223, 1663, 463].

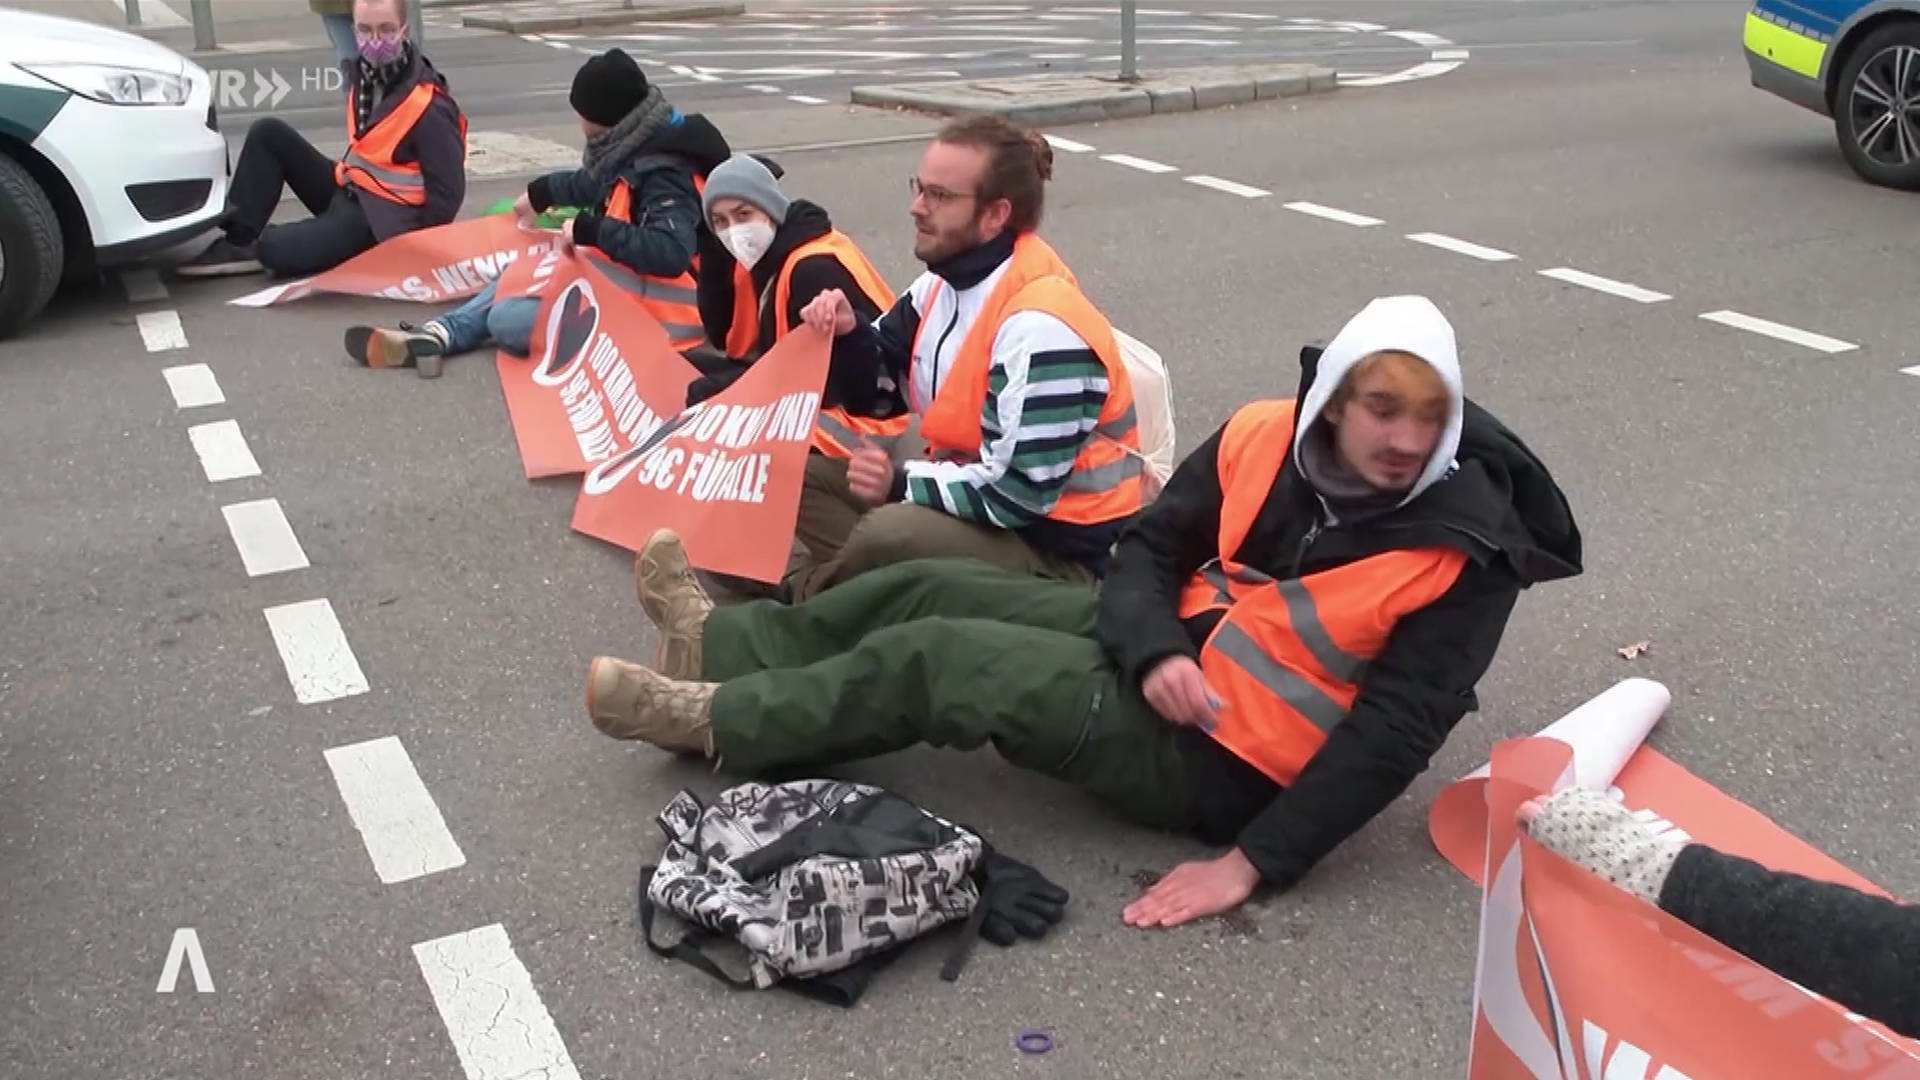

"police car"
[0, 6, 230, 339]
[1744, 0, 1920, 190]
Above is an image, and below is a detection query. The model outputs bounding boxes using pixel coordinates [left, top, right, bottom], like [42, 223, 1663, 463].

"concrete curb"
[851, 63, 1337, 126]
[461, 2, 744, 33]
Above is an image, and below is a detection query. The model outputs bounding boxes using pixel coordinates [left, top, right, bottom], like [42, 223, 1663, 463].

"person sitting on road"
[342, 48, 730, 378]
[177, 0, 466, 281]
[682, 152, 905, 593]
[1521, 787, 1919, 1039]
[779, 113, 1145, 603]
[582, 294, 1585, 928]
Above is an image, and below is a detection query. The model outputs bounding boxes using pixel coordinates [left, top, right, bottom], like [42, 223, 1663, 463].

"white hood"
[1292, 294, 1465, 508]
[0, 8, 192, 74]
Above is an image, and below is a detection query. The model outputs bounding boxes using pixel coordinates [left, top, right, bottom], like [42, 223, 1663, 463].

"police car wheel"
[0, 153, 66, 342]
[1833, 22, 1920, 192]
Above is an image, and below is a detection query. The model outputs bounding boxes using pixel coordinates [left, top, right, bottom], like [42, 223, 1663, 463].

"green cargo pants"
[702, 557, 1201, 832]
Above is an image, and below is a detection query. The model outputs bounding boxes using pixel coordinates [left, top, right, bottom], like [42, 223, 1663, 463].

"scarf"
[353, 41, 417, 139]
[581, 86, 675, 181]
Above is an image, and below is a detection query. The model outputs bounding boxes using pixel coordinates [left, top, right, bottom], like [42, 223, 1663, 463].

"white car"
[0, 6, 229, 339]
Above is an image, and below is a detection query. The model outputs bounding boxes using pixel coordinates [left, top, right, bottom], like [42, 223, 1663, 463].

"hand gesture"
[559, 217, 577, 254]
[1122, 849, 1261, 929]
[1141, 655, 1221, 731]
[512, 192, 536, 225]
[846, 443, 896, 506]
[800, 289, 856, 337]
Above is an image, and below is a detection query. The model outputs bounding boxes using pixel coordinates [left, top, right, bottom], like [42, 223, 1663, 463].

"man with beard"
[777, 114, 1146, 602]
[175, 0, 466, 280]
[343, 49, 730, 378]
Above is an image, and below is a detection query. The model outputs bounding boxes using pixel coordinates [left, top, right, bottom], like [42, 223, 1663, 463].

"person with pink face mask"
[177, 0, 466, 281]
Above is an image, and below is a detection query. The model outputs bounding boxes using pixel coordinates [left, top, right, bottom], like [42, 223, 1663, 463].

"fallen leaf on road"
[1618, 641, 1651, 660]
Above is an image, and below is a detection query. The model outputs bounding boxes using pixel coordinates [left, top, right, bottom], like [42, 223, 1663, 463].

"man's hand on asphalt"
[1122, 848, 1261, 929]
[1142, 655, 1221, 730]
[800, 289, 857, 337]
[847, 443, 896, 505]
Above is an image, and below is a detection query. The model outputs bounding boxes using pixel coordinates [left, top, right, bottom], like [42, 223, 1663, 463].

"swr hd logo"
[210, 66, 343, 110]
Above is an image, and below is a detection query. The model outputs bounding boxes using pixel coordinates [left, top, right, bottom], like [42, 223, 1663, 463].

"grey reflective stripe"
[814, 410, 899, 451]
[1095, 402, 1138, 441]
[1277, 579, 1369, 683]
[341, 150, 423, 195]
[660, 320, 705, 342]
[586, 255, 699, 308]
[1063, 452, 1144, 494]
[1209, 622, 1351, 733]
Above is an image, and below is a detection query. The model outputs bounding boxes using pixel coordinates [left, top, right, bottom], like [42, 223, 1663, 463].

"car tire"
[0, 153, 66, 341]
[1833, 22, 1920, 191]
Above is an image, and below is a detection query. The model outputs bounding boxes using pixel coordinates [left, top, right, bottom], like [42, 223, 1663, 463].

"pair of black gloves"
[975, 848, 1070, 947]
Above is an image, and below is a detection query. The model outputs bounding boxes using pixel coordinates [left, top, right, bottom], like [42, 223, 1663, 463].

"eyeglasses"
[908, 177, 977, 206]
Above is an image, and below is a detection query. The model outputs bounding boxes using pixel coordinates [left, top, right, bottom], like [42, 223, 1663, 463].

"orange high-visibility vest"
[1178, 398, 1470, 787]
[586, 177, 705, 350]
[717, 230, 904, 459]
[911, 232, 1143, 526]
[334, 82, 467, 206]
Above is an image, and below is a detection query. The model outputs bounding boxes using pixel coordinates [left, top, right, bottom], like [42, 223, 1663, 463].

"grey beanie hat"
[701, 153, 791, 225]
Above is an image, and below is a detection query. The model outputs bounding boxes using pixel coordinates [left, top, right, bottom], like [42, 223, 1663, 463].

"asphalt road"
[6, 1, 1920, 1078]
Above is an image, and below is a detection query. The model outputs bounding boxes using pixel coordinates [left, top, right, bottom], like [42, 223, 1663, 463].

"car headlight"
[19, 62, 189, 106]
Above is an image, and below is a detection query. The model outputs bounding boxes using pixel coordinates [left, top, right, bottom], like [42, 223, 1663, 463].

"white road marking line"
[1030, 51, 1086, 58]
[187, 420, 262, 482]
[1699, 310, 1859, 354]
[1433, 48, 1471, 61]
[325, 737, 466, 883]
[1342, 60, 1468, 87]
[746, 84, 783, 93]
[1186, 174, 1270, 198]
[787, 94, 829, 104]
[263, 598, 369, 704]
[1100, 153, 1178, 174]
[414, 925, 581, 1080]
[1407, 232, 1518, 261]
[1900, 365, 1920, 378]
[161, 363, 225, 409]
[137, 310, 187, 352]
[137, 0, 188, 28]
[1387, 29, 1450, 46]
[1283, 201, 1382, 227]
[221, 498, 310, 578]
[544, 40, 574, 50]
[120, 268, 167, 304]
[1044, 134, 1095, 153]
[1538, 267, 1672, 304]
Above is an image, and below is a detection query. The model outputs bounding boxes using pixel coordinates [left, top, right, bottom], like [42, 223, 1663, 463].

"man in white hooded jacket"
[581, 295, 1585, 928]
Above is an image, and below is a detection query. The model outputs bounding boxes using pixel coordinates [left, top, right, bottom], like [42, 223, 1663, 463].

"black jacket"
[345, 51, 466, 243]
[1096, 344, 1583, 891]
[525, 112, 732, 280]
[688, 197, 892, 410]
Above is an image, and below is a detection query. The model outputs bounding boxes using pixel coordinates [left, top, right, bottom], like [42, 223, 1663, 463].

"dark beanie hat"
[570, 48, 648, 127]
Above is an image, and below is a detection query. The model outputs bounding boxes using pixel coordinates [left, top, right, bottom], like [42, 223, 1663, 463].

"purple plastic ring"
[1016, 1030, 1054, 1054]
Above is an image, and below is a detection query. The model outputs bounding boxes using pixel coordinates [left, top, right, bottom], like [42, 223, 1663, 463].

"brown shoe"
[635, 528, 714, 681]
[585, 656, 717, 755]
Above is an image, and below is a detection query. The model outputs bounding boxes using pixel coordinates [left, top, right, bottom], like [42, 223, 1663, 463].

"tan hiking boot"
[635, 528, 714, 681]
[585, 656, 718, 755]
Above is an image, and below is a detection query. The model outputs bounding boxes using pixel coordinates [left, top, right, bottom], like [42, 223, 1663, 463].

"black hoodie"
[346, 50, 467, 244]
[688, 198, 893, 411]
[1095, 343, 1583, 892]
[525, 112, 732, 280]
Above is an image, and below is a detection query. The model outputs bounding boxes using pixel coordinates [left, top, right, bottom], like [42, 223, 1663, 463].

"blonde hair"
[1326, 350, 1445, 414]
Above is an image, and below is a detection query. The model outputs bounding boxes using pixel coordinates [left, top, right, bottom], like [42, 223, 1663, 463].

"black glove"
[977, 849, 1069, 946]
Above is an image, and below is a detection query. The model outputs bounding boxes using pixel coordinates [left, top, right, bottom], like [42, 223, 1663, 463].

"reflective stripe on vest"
[778, 232, 898, 459]
[593, 177, 704, 349]
[908, 232, 1144, 525]
[1176, 398, 1468, 787]
[334, 82, 465, 206]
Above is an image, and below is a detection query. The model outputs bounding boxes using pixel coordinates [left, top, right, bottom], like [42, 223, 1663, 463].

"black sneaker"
[175, 237, 262, 277]
[344, 321, 449, 377]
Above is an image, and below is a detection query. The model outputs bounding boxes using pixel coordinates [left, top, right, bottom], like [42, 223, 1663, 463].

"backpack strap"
[636, 865, 757, 990]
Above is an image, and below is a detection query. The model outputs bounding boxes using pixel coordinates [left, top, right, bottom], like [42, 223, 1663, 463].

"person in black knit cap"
[345, 48, 732, 378]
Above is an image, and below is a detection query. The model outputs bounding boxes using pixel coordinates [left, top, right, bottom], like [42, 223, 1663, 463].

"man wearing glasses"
[772, 114, 1145, 603]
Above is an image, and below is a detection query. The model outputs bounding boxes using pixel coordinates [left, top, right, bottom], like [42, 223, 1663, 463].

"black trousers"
[225, 117, 376, 278]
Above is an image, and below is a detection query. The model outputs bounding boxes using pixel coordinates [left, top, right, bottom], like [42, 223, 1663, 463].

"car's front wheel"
[0, 153, 65, 341]
[1834, 22, 1920, 191]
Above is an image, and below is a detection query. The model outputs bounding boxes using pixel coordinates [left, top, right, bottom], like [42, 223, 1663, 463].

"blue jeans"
[321, 14, 357, 67]
[431, 279, 540, 357]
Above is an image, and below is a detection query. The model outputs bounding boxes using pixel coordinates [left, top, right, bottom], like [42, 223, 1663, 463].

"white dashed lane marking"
[1283, 201, 1383, 227]
[263, 598, 370, 704]
[221, 498, 311, 578]
[162, 363, 225, 409]
[187, 420, 263, 482]
[1538, 268, 1672, 304]
[1043, 135, 1095, 153]
[1407, 232, 1519, 262]
[1186, 174, 1270, 198]
[414, 925, 582, 1080]
[787, 94, 828, 105]
[137, 310, 188, 352]
[1700, 310, 1859, 354]
[325, 736, 467, 884]
[1101, 153, 1179, 174]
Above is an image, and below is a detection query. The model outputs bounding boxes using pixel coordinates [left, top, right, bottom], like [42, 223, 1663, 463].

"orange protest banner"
[227, 215, 560, 308]
[493, 249, 701, 478]
[569, 325, 830, 583]
[1464, 737, 1920, 1079]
